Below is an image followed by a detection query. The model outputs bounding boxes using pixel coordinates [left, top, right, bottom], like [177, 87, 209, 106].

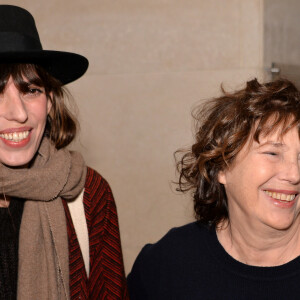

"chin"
[266, 216, 297, 231]
[2, 161, 31, 168]
[1, 153, 35, 168]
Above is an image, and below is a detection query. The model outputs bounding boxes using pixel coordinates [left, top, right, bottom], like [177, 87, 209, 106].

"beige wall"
[6, 0, 264, 273]
[264, 0, 300, 85]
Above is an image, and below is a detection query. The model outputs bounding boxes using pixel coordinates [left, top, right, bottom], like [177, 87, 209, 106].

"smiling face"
[0, 76, 51, 167]
[218, 124, 300, 231]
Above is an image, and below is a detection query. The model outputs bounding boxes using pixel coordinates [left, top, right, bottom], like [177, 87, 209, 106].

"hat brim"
[0, 50, 89, 85]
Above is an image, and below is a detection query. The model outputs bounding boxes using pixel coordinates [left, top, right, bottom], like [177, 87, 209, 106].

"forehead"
[235, 119, 300, 159]
[252, 115, 300, 143]
[249, 123, 300, 151]
[0, 64, 40, 83]
[0, 64, 43, 92]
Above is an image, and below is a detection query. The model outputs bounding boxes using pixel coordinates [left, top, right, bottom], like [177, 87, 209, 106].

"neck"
[217, 217, 300, 266]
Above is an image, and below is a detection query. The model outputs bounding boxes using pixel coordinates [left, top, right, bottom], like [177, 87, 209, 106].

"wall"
[5, 0, 264, 273]
[264, 0, 300, 85]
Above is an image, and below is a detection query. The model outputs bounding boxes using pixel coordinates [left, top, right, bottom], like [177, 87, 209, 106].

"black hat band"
[0, 32, 42, 52]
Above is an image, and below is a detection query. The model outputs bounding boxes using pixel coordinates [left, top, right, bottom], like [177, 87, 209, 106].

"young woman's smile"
[0, 77, 51, 167]
[0, 126, 31, 147]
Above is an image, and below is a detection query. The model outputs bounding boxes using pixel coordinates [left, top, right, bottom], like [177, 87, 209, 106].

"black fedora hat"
[0, 5, 89, 85]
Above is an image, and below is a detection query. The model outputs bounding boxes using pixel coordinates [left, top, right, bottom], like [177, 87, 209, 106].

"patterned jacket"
[63, 167, 129, 299]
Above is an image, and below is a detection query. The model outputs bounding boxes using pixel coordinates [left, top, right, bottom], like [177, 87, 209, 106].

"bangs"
[254, 112, 300, 142]
[0, 64, 44, 94]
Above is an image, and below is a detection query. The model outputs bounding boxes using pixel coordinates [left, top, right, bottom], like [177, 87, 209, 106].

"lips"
[0, 131, 30, 142]
[0, 127, 32, 148]
[264, 190, 297, 202]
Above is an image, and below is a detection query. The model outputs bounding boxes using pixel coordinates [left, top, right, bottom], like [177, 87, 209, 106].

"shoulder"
[127, 223, 212, 299]
[134, 222, 209, 263]
[83, 167, 117, 221]
[128, 222, 211, 273]
[159, 221, 206, 243]
[84, 167, 112, 193]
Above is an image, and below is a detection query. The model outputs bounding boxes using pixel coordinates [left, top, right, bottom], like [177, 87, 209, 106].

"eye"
[22, 86, 45, 99]
[27, 87, 43, 94]
[264, 152, 278, 156]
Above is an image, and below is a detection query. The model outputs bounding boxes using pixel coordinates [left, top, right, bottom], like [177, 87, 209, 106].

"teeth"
[264, 190, 296, 202]
[281, 193, 287, 201]
[0, 131, 29, 142]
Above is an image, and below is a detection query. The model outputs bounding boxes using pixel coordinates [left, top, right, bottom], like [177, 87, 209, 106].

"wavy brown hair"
[0, 63, 77, 149]
[176, 78, 300, 227]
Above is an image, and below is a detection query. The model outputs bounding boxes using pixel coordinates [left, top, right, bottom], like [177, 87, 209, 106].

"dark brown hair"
[0, 63, 77, 149]
[176, 78, 300, 227]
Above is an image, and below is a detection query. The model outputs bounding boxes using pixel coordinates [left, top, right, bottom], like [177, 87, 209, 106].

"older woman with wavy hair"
[0, 5, 128, 300]
[128, 78, 300, 299]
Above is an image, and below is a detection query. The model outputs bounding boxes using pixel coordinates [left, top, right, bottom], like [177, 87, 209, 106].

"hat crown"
[0, 5, 89, 84]
[0, 5, 41, 48]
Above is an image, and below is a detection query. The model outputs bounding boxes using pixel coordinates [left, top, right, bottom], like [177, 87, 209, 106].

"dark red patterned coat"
[62, 167, 129, 300]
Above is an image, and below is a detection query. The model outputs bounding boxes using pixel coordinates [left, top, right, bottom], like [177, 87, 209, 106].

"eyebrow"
[259, 141, 285, 148]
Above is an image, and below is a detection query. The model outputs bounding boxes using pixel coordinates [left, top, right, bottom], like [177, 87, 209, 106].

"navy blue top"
[127, 222, 300, 300]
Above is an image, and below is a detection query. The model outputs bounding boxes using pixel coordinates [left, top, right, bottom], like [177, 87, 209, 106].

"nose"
[280, 160, 300, 185]
[0, 89, 28, 123]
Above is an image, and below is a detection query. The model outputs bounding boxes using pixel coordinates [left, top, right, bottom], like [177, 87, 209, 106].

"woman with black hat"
[0, 5, 128, 300]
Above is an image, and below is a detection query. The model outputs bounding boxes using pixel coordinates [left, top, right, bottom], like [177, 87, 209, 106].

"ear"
[47, 92, 53, 114]
[218, 170, 227, 185]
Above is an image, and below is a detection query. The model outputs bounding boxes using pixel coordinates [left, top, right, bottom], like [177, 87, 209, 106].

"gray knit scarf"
[0, 138, 86, 300]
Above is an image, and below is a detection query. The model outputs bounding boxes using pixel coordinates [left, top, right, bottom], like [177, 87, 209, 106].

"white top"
[67, 189, 90, 277]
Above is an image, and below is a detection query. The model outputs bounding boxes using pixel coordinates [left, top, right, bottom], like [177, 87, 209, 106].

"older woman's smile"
[263, 189, 298, 209]
[263, 190, 297, 201]
[218, 125, 300, 231]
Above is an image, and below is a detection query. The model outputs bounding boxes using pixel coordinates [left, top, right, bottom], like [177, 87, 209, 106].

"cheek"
[249, 157, 277, 186]
[28, 100, 49, 126]
[224, 166, 255, 204]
